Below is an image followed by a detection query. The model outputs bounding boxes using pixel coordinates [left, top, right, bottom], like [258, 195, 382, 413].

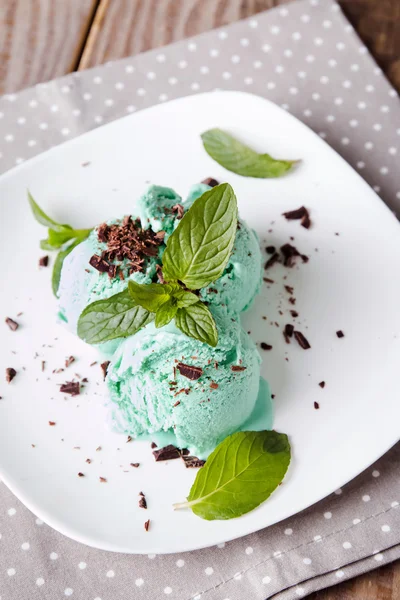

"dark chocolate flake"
[100, 361, 110, 380]
[319, 381, 326, 388]
[130, 462, 140, 468]
[49, 421, 56, 426]
[265, 253, 280, 270]
[336, 330, 345, 338]
[201, 177, 219, 187]
[99, 477, 107, 483]
[39, 255, 49, 267]
[150, 442, 157, 449]
[144, 519, 150, 532]
[284, 324, 294, 344]
[78, 472, 84, 477]
[260, 342, 273, 351]
[231, 365, 247, 372]
[5, 318, 19, 331]
[293, 330, 311, 350]
[314, 401, 320, 410]
[138, 492, 147, 509]
[284, 285, 294, 295]
[126, 435, 133, 443]
[290, 310, 299, 317]
[60, 381, 80, 396]
[266, 245, 276, 254]
[283, 206, 311, 229]
[108, 264, 117, 279]
[152, 444, 182, 462]
[182, 455, 206, 468]
[280, 243, 301, 267]
[172, 203, 184, 219]
[89, 254, 110, 273]
[65, 356, 75, 368]
[86, 458, 92, 464]
[177, 362, 203, 381]
[6, 368, 17, 383]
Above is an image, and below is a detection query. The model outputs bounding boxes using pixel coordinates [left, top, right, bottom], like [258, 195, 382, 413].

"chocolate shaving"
[284, 285, 294, 295]
[130, 462, 140, 468]
[138, 491, 147, 509]
[265, 253, 280, 270]
[182, 455, 206, 468]
[314, 401, 320, 410]
[86, 458, 92, 464]
[202, 177, 219, 187]
[126, 435, 133, 443]
[266, 245, 276, 254]
[99, 477, 107, 483]
[263, 277, 274, 284]
[60, 381, 80, 396]
[108, 264, 117, 279]
[152, 444, 183, 462]
[39, 255, 49, 267]
[336, 330, 345, 338]
[89, 254, 110, 273]
[49, 421, 56, 426]
[65, 356, 75, 368]
[284, 324, 294, 344]
[293, 330, 311, 349]
[283, 206, 311, 229]
[41, 360, 46, 372]
[156, 264, 165, 283]
[173, 400, 181, 407]
[5, 318, 18, 331]
[6, 368, 16, 383]
[150, 442, 157, 449]
[144, 519, 150, 532]
[176, 362, 203, 381]
[260, 342, 273, 351]
[172, 204, 184, 219]
[78, 472, 84, 477]
[53, 368, 64, 374]
[289, 297, 296, 305]
[100, 361, 110, 380]
[290, 310, 299, 317]
[210, 381, 218, 389]
[231, 365, 247, 372]
[96, 446, 102, 451]
[280, 243, 301, 267]
[319, 381, 326, 388]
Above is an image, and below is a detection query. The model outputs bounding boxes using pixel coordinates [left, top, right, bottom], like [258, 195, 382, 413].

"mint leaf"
[174, 430, 290, 520]
[52, 238, 83, 297]
[128, 281, 181, 312]
[162, 183, 238, 289]
[175, 302, 218, 347]
[155, 299, 178, 328]
[28, 191, 72, 232]
[41, 227, 92, 250]
[201, 129, 297, 178]
[77, 289, 153, 344]
[172, 289, 200, 308]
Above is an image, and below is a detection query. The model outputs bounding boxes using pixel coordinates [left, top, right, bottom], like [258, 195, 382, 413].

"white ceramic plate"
[0, 91, 399, 554]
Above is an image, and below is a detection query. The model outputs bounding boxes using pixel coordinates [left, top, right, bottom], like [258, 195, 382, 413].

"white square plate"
[0, 91, 399, 554]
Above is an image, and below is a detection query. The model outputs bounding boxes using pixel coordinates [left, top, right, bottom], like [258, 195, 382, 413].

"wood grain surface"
[0, 0, 98, 94]
[0, 0, 399, 597]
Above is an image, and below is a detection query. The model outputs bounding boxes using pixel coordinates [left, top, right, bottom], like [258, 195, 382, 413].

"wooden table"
[1, 1, 399, 598]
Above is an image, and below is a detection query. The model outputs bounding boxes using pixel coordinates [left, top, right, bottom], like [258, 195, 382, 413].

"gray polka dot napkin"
[0, 1, 399, 598]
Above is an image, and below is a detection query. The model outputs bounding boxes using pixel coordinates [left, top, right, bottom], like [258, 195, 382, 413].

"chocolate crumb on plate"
[153, 444, 183, 461]
[126, 435, 133, 443]
[65, 356, 75, 368]
[5, 317, 19, 331]
[231, 365, 247, 372]
[39, 255, 49, 267]
[6, 368, 17, 383]
[150, 442, 158, 449]
[201, 177, 219, 187]
[260, 342, 273, 351]
[176, 362, 203, 380]
[319, 381, 326, 388]
[266, 245, 276, 254]
[99, 477, 107, 483]
[60, 381, 80, 396]
[182, 455, 206, 468]
[336, 330, 345, 338]
[96, 446, 102, 451]
[49, 421, 56, 426]
[263, 277, 274, 284]
[284, 285, 294, 295]
[280, 243, 301, 267]
[81, 161, 91, 167]
[100, 361, 110, 380]
[78, 472, 84, 477]
[283, 324, 294, 343]
[138, 492, 147, 509]
[290, 310, 299, 317]
[314, 401, 320, 409]
[144, 519, 150, 532]
[282, 206, 311, 229]
[293, 330, 311, 349]
[86, 458, 92, 464]
[289, 297, 296, 305]
[265, 253, 280, 270]
[130, 463, 140, 468]
[41, 360, 45, 372]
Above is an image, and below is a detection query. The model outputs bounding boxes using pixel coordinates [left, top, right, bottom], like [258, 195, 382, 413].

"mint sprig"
[76, 184, 237, 347]
[201, 128, 298, 178]
[28, 192, 92, 296]
[174, 430, 291, 519]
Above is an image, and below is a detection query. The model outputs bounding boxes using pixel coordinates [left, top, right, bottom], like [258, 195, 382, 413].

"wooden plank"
[78, 0, 285, 70]
[0, 0, 98, 94]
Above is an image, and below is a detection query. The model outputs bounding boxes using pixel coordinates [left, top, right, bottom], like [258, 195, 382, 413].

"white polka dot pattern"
[0, 2, 399, 600]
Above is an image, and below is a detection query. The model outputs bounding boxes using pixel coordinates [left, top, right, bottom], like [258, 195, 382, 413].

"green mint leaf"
[41, 227, 93, 251]
[155, 299, 178, 328]
[172, 289, 200, 308]
[128, 280, 181, 312]
[201, 129, 297, 178]
[28, 191, 72, 232]
[175, 302, 218, 347]
[77, 289, 153, 344]
[174, 430, 290, 520]
[52, 238, 83, 297]
[162, 183, 238, 289]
